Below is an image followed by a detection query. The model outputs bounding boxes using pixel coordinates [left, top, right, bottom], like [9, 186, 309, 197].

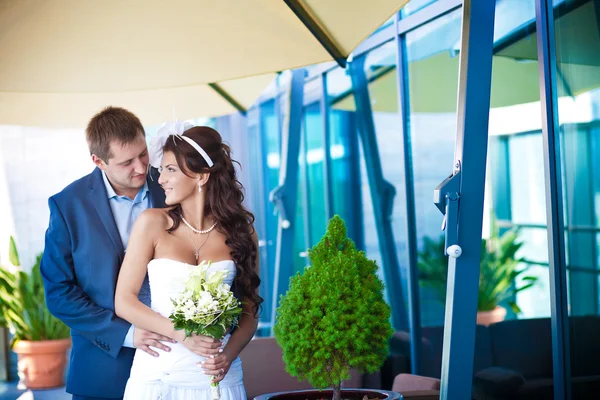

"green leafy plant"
[0, 237, 70, 346]
[418, 222, 537, 314]
[8, 236, 19, 267]
[274, 216, 393, 400]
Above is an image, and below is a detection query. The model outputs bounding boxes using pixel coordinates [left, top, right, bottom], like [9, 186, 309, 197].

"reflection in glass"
[486, 0, 553, 324]
[552, 0, 600, 313]
[326, 69, 363, 249]
[515, 264, 551, 318]
[329, 109, 362, 248]
[332, 9, 463, 329]
[405, 10, 462, 329]
[246, 109, 271, 336]
[303, 102, 328, 255]
[552, 1, 600, 394]
[401, 0, 438, 17]
[333, 40, 405, 286]
[507, 134, 546, 225]
[517, 228, 550, 265]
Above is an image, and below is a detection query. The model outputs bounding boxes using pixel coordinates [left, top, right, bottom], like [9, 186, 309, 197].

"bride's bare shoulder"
[136, 208, 175, 231]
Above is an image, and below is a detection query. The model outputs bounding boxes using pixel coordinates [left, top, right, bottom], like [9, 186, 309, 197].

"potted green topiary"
[0, 237, 71, 389]
[418, 219, 537, 326]
[269, 216, 401, 400]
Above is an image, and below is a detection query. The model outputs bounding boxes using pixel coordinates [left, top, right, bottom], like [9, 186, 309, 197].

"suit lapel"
[148, 168, 166, 208]
[88, 168, 125, 257]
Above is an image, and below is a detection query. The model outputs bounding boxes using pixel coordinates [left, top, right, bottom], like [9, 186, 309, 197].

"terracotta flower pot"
[254, 388, 402, 400]
[12, 338, 71, 389]
[476, 306, 507, 326]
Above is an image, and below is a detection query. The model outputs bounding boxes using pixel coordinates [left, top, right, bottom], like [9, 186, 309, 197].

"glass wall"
[240, 0, 598, 395]
[405, 8, 461, 329]
[326, 67, 364, 248]
[487, 0, 553, 321]
[245, 67, 366, 336]
[303, 101, 327, 249]
[551, 0, 600, 396]
[363, 41, 409, 294]
[246, 109, 269, 336]
[245, 100, 280, 335]
[332, 40, 405, 283]
[401, 0, 439, 17]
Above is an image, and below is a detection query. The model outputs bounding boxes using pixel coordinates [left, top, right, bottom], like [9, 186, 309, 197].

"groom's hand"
[134, 327, 176, 357]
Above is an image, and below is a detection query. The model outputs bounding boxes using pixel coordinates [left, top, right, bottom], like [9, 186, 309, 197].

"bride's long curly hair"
[162, 126, 262, 317]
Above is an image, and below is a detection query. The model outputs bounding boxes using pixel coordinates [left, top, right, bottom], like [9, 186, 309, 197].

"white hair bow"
[148, 121, 194, 169]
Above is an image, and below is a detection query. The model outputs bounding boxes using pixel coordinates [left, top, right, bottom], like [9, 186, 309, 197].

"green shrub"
[274, 216, 392, 400]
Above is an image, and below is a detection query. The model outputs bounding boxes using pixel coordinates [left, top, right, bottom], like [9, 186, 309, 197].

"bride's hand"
[199, 348, 233, 383]
[175, 331, 223, 357]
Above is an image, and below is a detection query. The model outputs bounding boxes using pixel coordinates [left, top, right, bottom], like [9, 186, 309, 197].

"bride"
[115, 122, 262, 399]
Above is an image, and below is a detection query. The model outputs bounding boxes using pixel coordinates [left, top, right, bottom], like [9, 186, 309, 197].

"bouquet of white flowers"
[169, 260, 242, 400]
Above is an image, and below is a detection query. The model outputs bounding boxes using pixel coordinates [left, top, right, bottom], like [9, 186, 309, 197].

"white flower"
[216, 284, 232, 300]
[197, 291, 216, 311]
[184, 299, 195, 309]
[184, 308, 196, 321]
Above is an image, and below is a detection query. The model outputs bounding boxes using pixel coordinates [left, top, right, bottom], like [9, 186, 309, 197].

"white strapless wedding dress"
[123, 259, 245, 400]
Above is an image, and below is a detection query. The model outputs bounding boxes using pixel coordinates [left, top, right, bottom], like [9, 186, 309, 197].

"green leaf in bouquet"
[203, 324, 225, 339]
[185, 276, 204, 293]
[206, 270, 228, 292]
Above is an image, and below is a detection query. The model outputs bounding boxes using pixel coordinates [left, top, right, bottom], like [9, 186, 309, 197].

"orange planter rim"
[13, 338, 72, 353]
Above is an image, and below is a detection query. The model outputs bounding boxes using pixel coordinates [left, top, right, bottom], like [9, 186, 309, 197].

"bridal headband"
[148, 121, 214, 169]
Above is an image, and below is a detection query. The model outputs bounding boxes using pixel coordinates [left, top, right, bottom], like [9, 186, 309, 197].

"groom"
[41, 106, 174, 400]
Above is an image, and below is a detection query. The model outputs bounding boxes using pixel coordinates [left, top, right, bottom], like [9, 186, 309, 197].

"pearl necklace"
[181, 216, 217, 234]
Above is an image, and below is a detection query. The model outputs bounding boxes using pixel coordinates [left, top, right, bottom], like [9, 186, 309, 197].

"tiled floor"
[0, 382, 69, 400]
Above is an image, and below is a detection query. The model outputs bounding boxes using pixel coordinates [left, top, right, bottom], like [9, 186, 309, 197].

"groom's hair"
[86, 106, 145, 163]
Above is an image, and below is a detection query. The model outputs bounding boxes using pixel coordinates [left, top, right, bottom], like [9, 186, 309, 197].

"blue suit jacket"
[41, 167, 165, 398]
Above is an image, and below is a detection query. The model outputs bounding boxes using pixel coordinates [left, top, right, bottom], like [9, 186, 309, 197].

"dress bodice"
[147, 258, 236, 317]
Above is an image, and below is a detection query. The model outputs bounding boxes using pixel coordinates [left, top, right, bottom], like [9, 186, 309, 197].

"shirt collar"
[102, 170, 149, 201]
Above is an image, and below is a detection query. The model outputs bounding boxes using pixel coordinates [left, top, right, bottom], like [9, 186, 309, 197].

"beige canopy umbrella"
[0, 0, 409, 128]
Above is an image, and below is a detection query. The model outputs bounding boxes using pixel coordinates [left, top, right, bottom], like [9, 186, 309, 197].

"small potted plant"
[268, 216, 401, 400]
[418, 219, 537, 325]
[0, 237, 71, 389]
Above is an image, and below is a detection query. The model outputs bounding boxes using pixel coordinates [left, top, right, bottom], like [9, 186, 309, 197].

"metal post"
[535, 0, 571, 398]
[395, 15, 422, 375]
[269, 69, 306, 334]
[321, 73, 335, 220]
[434, 1, 496, 398]
[348, 56, 409, 331]
[301, 120, 312, 265]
